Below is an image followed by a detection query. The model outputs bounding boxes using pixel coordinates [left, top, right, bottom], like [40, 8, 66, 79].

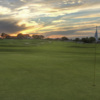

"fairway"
[0, 39, 100, 100]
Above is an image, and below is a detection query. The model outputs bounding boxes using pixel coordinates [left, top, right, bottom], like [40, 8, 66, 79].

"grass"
[0, 39, 100, 100]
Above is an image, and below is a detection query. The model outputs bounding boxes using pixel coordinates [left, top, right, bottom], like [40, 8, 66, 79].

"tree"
[17, 33, 24, 39]
[89, 37, 95, 43]
[81, 37, 89, 43]
[5, 35, 11, 39]
[1, 33, 8, 38]
[32, 35, 44, 39]
[39, 35, 44, 39]
[61, 37, 68, 41]
[98, 37, 100, 40]
[23, 34, 31, 39]
[74, 38, 80, 42]
[81, 37, 95, 43]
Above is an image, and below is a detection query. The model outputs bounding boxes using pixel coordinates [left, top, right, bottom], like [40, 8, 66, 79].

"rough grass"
[0, 39, 100, 100]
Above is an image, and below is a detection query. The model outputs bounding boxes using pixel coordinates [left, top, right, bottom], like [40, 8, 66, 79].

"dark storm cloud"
[0, 19, 28, 34]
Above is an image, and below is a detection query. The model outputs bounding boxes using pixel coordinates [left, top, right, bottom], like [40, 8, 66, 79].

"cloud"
[74, 13, 100, 19]
[0, 0, 100, 38]
[0, 6, 11, 15]
[42, 24, 99, 38]
[52, 20, 66, 23]
[0, 19, 28, 34]
[1, 0, 100, 19]
[44, 30, 77, 37]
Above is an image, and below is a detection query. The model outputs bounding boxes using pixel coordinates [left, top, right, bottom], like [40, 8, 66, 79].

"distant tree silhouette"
[45, 38, 52, 40]
[17, 33, 31, 39]
[55, 38, 61, 40]
[17, 33, 24, 39]
[1, 33, 8, 38]
[32, 35, 44, 39]
[5, 35, 11, 39]
[81, 37, 89, 43]
[81, 37, 95, 43]
[61, 37, 68, 41]
[23, 34, 31, 39]
[89, 37, 95, 43]
[74, 38, 80, 42]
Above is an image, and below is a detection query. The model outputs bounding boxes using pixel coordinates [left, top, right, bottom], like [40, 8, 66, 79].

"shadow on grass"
[65, 51, 97, 55]
[0, 45, 27, 47]
[0, 47, 96, 55]
[0, 48, 30, 52]
[0, 48, 37, 53]
[69, 46, 95, 48]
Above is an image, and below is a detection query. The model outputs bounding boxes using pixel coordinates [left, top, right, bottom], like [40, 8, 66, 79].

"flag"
[95, 26, 98, 42]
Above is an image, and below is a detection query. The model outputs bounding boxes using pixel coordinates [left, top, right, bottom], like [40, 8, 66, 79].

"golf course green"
[0, 39, 100, 100]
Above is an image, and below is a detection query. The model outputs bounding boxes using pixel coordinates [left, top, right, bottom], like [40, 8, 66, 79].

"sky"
[0, 0, 100, 38]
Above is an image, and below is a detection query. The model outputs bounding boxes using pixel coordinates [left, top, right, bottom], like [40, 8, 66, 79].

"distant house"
[23, 34, 31, 39]
[0, 36, 3, 39]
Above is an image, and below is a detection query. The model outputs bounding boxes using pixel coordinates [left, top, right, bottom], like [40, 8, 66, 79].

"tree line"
[0, 32, 97, 43]
[73, 37, 97, 43]
[0, 33, 69, 40]
[0, 33, 44, 39]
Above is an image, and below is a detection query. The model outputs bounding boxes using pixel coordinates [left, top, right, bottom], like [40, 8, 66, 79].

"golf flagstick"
[93, 42, 97, 86]
[93, 26, 98, 86]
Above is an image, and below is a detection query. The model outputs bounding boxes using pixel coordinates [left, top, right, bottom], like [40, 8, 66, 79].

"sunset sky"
[0, 0, 100, 38]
